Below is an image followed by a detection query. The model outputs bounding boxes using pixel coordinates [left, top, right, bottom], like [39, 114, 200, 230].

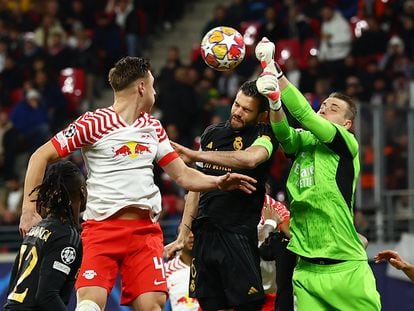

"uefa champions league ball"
[200, 26, 246, 71]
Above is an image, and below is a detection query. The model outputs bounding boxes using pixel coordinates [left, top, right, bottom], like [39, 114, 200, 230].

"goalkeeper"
[255, 37, 381, 311]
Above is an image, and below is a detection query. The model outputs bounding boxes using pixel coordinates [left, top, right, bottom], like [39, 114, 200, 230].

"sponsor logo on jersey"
[61, 247, 76, 264]
[112, 141, 151, 159]
[53, 261, 71, 275]
[82, 270, 97, 280]
[176, 295, 198, 306]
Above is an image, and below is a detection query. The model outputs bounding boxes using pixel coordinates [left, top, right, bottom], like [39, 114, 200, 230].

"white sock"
[75, 299, 101, 311]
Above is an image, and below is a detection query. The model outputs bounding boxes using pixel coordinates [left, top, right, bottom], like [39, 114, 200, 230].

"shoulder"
[165, 256, 187, 276]
[333, 124, 359, 153]
[203, 121, 227, 134]
[200, 121, 227, 140]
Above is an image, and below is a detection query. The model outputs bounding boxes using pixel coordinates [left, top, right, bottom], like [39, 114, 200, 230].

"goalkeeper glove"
[255, 37, 284, 79]
[256, 73, 282, 111]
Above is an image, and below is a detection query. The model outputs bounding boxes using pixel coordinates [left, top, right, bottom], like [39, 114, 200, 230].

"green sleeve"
[270, 117, 315, 155]
[281, 83, 337, 143]
[251, 136, 273, 160]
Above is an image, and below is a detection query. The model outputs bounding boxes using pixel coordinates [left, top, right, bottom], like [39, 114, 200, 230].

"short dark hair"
[108, 56, 151, 92]
[30, 161, 85, 226]
[328, 92, 357, 121]
[240, 80, 269, 113]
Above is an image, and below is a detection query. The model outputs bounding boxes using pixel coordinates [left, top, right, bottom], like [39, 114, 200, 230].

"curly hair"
[30, 161, 85, 226]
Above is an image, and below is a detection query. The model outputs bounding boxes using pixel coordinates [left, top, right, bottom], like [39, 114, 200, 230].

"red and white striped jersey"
[260, 194, 290, 230]
[164, 256, 200, 311]
[51, 106, 179, 221]
[258, 194, 290, 293]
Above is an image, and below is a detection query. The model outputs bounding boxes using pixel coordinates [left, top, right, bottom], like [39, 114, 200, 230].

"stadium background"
[0, 0, 413, 310]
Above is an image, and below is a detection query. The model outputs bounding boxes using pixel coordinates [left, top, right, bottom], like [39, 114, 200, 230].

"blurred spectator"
[70, 29, 100, 109]
[0, 55, 24, 98]
[92, 11, 122, 87]
[352, 16, 388, 60]
[123, 5, 146, 57]
[0, 109, 11, 168]
[33, 13, 65, 49]
[9, 88, 51, 152]
[226, 0, 248, 29]
[157, 45, 182, 92]
[299, 55, 322, 93]
[318, 5, 352, 88]
[379, 35, 406, 72]
[158, 66, 199, 146]
[0, 175, 22, 225]
[32, 69, 69, 131]
[201, 4, 228, 37]
[217, 69, 241, 99]
[46, 31, 72, 74]
[61, 0, 94, 32]
[19, 32, 45, 76]
[0, 39, 6, 72]
[284, 57, 301, 88]
[257, 6, 287, 43]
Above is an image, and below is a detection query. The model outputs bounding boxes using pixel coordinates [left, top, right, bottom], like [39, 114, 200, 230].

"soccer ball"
[200, 26, 246, 71]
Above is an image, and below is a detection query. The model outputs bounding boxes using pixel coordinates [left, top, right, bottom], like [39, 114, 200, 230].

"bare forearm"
[178, 191, 200, 236]
[195, 149, 264, 169]
[403, 264, 414, 282]
[175, 166, 219, 191]
[22, 153, 49, 212]
[22, 142, 60, 213]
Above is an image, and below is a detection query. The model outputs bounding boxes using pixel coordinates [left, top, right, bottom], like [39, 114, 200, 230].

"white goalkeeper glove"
[256, 73, 282, 111]
[255, 37, 284, 79]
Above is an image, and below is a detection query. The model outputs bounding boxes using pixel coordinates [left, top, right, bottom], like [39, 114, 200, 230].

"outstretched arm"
[164, 191, 200, 259]
[162, 157, 257, 193]
[20, 142, 60, 236]
[375, 250, 414, 282]
[255, 37, 338, 144]
[171, 141, 271, 169]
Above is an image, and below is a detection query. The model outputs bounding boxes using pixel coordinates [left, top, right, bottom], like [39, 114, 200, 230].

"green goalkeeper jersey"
[271, 84, 367, 261]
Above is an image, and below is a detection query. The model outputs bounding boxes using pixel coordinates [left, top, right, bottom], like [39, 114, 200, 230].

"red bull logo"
[112, 142, 151, 159]
[176, 295, 199, 307]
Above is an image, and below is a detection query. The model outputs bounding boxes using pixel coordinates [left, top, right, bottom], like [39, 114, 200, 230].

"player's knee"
[75, 299, 101, 311]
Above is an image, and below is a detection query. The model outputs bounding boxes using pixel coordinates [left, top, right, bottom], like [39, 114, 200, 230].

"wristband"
[275, 61, 284, 79]
[264, 219, 277, 230]
[269, 100, 282, 111]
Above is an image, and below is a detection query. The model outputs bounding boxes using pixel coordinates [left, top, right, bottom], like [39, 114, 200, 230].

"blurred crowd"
[0, 0, 413, 243]
[0, 0, 190, 227]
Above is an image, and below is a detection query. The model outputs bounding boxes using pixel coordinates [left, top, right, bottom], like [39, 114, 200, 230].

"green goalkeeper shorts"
[293, 258, 381, 311]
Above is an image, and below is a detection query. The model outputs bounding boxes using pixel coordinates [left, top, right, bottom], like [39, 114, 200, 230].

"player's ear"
[137, 80, 145, 96]
[343, 118, 352, 130]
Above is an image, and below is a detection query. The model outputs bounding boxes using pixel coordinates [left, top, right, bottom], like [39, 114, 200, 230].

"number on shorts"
[8, 245, 39, 303]
[153, 257, 165, 278]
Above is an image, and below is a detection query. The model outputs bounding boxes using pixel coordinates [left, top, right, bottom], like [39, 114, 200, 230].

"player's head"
[108, 57, 155, 110]
[317, 92, 356, 131]
[31, 161, 87, 227]
[230, 80, 269, 130]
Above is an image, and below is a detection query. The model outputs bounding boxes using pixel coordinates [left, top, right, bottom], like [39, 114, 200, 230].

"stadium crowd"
[0, 0, 412, 243]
